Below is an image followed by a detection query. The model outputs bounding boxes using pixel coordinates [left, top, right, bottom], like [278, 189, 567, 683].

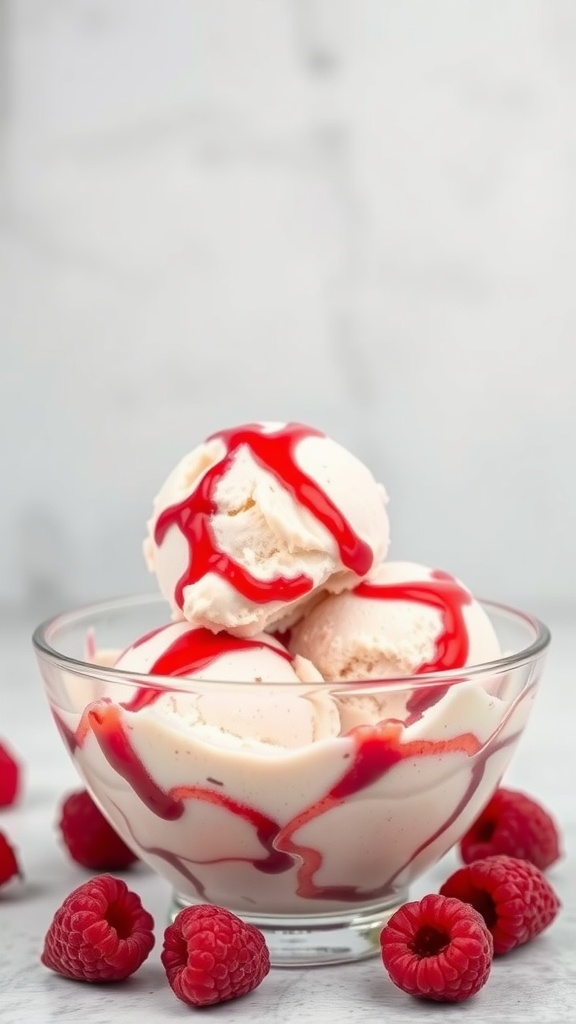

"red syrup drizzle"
[119, 627, 293, 712]
[354, 570, 471, 672]
[280, 724, 522, 903]
[146, 628, 292, 676]
[153, 422, 375, 612]
[354, 570, 472, 719]
[86, 702, 291, 872]
[273, 722, 480, 902]
[51, 681, 532, 905]
[79, 627, 295, 825]
[106, 798, 211, 902]
[88, 703, 183, 820]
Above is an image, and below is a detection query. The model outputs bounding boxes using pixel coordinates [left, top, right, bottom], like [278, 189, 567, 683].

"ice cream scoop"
[144, 422, 389, 638]
[114, 621, 323, 685]
[288, 560, 501, 682]
[113, 622, 337, 749]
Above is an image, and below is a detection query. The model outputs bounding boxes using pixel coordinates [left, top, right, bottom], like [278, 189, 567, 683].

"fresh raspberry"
[440, 854, 561, 954]
[58, 789, 138, 870]
[0, 831, 21, 888]
[41, 874, 154, 981]
[380, 894, 493, 1003]
[161, 904, 270, 1007]
[0, 740, 21, 807]
[459, 788, 561, 870]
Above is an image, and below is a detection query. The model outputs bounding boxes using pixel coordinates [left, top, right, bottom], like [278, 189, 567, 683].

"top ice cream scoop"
[144, 422, 389, 638]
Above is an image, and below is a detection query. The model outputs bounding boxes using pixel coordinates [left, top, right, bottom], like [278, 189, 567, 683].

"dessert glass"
[33, 593, 550, 967]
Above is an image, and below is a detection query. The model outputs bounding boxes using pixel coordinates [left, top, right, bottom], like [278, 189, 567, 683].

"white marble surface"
[0, 613, 574, 1023]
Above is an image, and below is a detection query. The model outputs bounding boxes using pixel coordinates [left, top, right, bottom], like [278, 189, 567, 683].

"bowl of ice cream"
[32, 422, 551, 966]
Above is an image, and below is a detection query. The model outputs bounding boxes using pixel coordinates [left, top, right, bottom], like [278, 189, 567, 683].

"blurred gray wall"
[1, 0, 575, 621]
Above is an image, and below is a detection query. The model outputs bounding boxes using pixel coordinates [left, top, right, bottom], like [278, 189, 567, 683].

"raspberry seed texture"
[0, 831, 21, 888]
[0, 740, 21, 807]
[440, 854, 561, 954]
[459, 788, 561, 870]
[58, 789, 138, 870]
[162, 904, 270, 1006]
[41, 874, 155, 981]
[380, 893, 493, 1003]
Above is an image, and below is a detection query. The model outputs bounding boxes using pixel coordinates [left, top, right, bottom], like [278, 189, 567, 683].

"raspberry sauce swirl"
[153, 423, 374, 611]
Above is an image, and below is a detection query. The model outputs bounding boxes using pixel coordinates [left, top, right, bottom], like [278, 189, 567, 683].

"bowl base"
[169, 891, 408, 967]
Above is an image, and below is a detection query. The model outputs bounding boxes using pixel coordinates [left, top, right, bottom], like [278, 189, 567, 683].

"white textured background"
[1, 0, 575, 625]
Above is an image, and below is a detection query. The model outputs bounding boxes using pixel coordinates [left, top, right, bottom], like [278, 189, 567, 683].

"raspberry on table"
[440, 854, 561, 955]
[380, 893, 493, 1003]
[0, 831, 21, 889]
[41, 874, 155, 982]
[58, 789, 138, 870]
[459, 788, 561, 870]
[161, 904, 270, 1007]
[0, 740, 21, 807]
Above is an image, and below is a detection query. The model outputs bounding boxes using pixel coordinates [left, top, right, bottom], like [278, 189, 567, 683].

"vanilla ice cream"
[114, 621, 323, 685]
[51, 654, 537, 916]
[110, 620, 339, 748]
[289, 561, 501, 681]
[144, 422, 389, 637]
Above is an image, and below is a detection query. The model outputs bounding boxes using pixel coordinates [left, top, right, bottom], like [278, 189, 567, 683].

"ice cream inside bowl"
[34, 592, 549, 966]
[113, 621, 336, 746]
[32, 419, 552, 967]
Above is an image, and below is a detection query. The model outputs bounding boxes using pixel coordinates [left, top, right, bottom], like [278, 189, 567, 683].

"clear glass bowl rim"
[32, 591, 551, 695]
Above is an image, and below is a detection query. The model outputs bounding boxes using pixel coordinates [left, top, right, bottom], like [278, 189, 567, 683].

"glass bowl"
[33, 593, 550, 967]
